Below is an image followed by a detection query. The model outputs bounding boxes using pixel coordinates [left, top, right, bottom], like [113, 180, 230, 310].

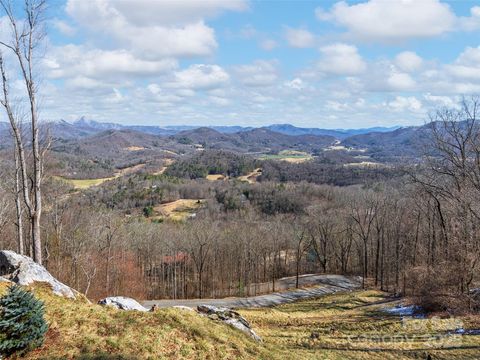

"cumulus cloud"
[317, 43, 366, 76]
[388, 96, 423, 112]
[423, 93, 459, 108]
[45, 46, 178, 84]
[65, 0, 246, 59]
[284, 78, 305, 90]
[284, 27, 315, 48]
[460, 6, 480, 31]
[395, 51, 423, 72]
[170, 64, 230, 90]
[387, 72, 416, 91]
[234, 60, 279, 87]
[446, 46, 480, 80]
[315, 0, 456, 42]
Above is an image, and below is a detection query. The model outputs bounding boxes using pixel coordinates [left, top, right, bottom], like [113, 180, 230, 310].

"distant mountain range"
[264, 124, 400, 139]
[0, 117, 429, 162]
[45, 117, 401, 139]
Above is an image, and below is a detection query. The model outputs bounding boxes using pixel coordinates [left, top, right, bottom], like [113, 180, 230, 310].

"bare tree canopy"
[0, 0, 47, 264]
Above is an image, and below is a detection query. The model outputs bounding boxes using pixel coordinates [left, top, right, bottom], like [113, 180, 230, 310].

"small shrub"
[143, 206, 154, 217]
[0, 285, 48, 356]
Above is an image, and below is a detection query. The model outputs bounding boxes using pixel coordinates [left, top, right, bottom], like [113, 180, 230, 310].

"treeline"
[1, 99, 480, 314]
[259, 158, 403, 186]
[165, 150, 258, 179]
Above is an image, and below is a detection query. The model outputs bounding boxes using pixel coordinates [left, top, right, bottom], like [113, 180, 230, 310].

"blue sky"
[31, 0, 480, 128]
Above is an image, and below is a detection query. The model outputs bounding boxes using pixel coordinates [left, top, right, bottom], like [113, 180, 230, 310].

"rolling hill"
[13, 118, 403, 142]
[341, 125, 432, 161]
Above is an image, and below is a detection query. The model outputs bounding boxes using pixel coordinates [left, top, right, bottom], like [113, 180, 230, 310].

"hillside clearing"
[238, 168, 262, 184]
[124, 146, 145, 151]
[152, 199, 204, 221]
[153, 158, 175, 175]
[206, 174, 227, 181]
[259, 150, 313, 163]
[53, 163, 146, 189]
[52, 176, 116, 189]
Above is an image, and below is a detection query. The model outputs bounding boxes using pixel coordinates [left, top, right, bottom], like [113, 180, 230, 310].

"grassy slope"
[0, 283, 277, 360]
[52, 176, 115, 190]
[258, 150, 313, 163]
[3, 283, 480, 359]
[240, 290, 480, 360]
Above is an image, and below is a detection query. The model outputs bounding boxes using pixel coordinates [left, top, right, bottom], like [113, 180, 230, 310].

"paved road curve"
[143, 274, 361, 309]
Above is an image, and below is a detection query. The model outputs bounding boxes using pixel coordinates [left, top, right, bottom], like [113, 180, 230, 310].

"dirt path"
[143, 274, 361, 309]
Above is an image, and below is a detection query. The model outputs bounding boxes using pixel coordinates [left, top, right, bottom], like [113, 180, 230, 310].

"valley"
[1, 1, 480, 359]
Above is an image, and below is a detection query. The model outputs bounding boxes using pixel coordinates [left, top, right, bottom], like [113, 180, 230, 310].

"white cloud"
[423, 94, 459, 108]
[209, 96, 230, 106]
[284, 78, 305, 90]
[65, 76, 105, 90]
[316, 0, 456, 42]
[234, 60, 279, 87]
[65, 0, 246, 59]
[284, 27, 315, 48]
[317, 43, 366, 76]
[110, 0, 247, 26]
[387, 72, 416, 91]
[460, 6, 480, 31]
[170, 64, 230, 90]
[45, 46, 178, 83]
[326, 100, 349, 111]
[446, 46, 480, 80]
[388, 96, 422, 112]
[395, 51, 423, 72]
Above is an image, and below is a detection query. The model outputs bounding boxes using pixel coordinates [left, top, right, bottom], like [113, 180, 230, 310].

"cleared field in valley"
[152, 199, 204, 221]
[53, 163, 147, 189]
[206, 174, 227, 181]
[259, 150, 313, 163]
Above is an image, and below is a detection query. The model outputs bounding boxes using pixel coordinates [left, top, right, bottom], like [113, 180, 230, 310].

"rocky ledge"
[197, 304, 262, 342]
[0, 250, 77, 298]
[98, 296, 149, 311]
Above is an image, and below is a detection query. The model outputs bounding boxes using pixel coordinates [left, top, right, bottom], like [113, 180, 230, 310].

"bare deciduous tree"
[0, 0, 47, 264]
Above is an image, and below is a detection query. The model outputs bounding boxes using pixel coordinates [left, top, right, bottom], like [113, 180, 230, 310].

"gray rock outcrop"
[98, 296, 149, 311]
[0, 250, 77, 298]
[0, 276, 12, 283]
[197, 304, 262, 341]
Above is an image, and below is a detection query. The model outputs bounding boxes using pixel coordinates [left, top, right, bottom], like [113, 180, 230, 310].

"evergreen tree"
[0, 285, 48, 356]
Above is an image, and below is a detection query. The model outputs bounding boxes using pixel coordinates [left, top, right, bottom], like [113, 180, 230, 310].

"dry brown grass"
[124, 146, 145, 151]
[153, 158, 175, 175]
[206, 174, 227, 181]
[53, 164, 147, 190]
[152, 199, 204, 221]
[3, 283, 480, 359]
[240, 290, 480, 360]
[238, 168, 262, 184]
[0, 282, 274, 360]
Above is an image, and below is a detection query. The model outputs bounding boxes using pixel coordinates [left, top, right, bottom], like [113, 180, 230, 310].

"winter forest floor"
[2, 282, 480, 359]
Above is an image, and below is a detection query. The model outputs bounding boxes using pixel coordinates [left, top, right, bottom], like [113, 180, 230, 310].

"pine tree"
[0, 285, 48, 356]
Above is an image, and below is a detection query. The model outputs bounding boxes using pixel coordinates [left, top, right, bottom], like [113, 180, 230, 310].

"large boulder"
[197, 304, 262, 342]
[98, 296, 149, 311]
[0, 276, 12, 283]
[0, 250, 77, 298]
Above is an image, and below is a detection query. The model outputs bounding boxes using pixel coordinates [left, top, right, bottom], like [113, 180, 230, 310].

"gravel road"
[142, 274, 361, 309]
